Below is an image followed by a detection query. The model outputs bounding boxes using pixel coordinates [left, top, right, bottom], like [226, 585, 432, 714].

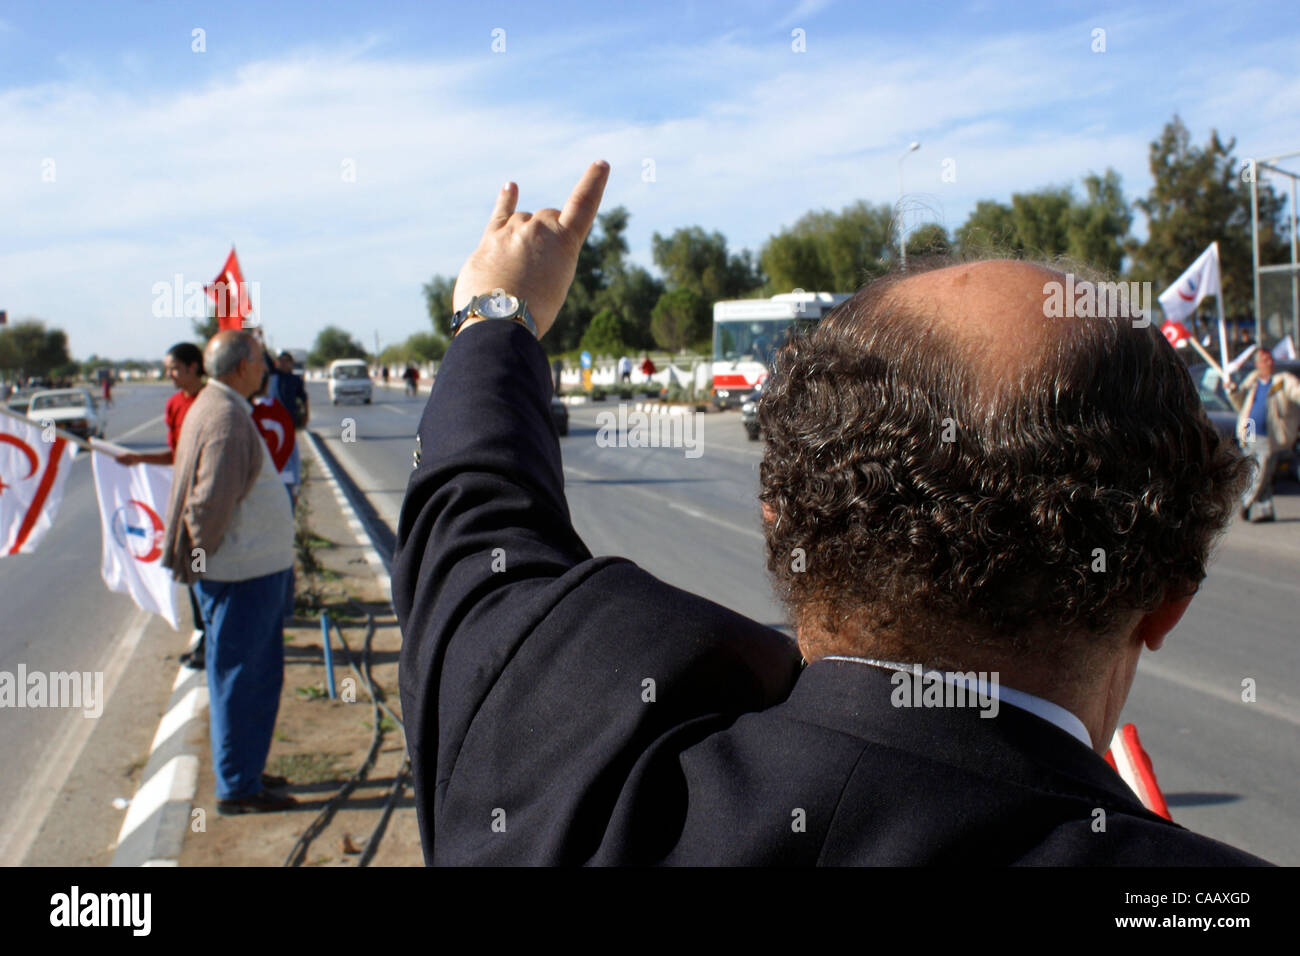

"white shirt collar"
[820, 655, 1094, 750]
[207, 377, 253, 413]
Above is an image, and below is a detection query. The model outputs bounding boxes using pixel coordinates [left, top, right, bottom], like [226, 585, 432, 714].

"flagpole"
[1213, 241, 1230, 375]
[0, 403, 94, 451]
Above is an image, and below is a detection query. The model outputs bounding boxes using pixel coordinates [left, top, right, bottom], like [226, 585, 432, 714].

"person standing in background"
[116, 342, 209, 669]
[1228, 348, 1300, 522]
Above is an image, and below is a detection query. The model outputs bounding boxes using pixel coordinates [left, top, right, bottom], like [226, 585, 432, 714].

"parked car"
[550, 396, 569, 436]
[6, 387, 40, 415]
[328, 359, 373, 405]
[26, 388, 106, 439]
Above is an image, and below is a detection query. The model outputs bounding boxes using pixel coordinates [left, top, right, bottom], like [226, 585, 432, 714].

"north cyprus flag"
[0, 413, 77, 556]
[91, 452, 183, 628]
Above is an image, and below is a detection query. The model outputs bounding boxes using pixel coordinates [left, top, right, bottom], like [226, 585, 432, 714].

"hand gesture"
[452, 161, 611, 340]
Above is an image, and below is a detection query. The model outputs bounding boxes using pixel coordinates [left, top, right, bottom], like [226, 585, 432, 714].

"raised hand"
[452, 161, 610, 340]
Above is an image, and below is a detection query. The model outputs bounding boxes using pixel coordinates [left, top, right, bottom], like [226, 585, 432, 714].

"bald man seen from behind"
[392, 162, 1270, 866]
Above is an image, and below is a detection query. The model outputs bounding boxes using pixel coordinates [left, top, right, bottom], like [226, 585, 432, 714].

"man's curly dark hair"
[757, 258, 1251, 669]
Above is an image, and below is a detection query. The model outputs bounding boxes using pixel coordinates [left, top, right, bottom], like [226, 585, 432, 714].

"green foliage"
[191, 312, 219, 343]
[651, 288, 705, 353]
[905, 223, 953, 260]
[1068, 170, 1132, 274]
[955, 170, 1131, 273]
[0, 320, 72, 379]
[653, 226, 764, 303]
[1127, 115, 1288, 314]
[579, 308, 631, 357]
[423, 275, 456, 338]
[760, 201, 894, 293]
[379, 331, 447, 367]
[308, 325, 367, 366]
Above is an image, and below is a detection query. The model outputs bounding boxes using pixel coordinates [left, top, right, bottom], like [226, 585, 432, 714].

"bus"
[711, 292, 851, 409]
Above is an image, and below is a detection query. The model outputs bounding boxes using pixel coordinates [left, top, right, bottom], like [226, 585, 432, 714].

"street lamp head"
[908, 141, 921, 152]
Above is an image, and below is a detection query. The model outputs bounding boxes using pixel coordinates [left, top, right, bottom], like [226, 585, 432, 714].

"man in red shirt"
[116, 342, 206, 466]
[115, 342, 208, 667]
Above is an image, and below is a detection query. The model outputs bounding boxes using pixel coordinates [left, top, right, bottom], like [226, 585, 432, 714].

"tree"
[1127, 115, 1289, 316]
[192, 312, 219, 342]
[405, 331, 447, 363]
[650, 288, 704, 353]
[760, 201, 894, 293]
[309, 325, 367, 366]
[955, 170, 1131, 272]
[654, 226, 763, 303]
[601, 264, 664, 351]
[548, 206, 642, 354]
[1067, 169, 1132, 274]
[423, 275, 456, 338]
[905, 223, 953, 260]
[955, 199, 1020, 256]
[579, 308, 631, 357]
[0, 320, 71, 380]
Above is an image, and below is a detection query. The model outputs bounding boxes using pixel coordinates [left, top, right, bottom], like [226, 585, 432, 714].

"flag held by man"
[1158, 241, 1229, 369]
[92, 452, 183, 629]
[0, 413, 77, 557]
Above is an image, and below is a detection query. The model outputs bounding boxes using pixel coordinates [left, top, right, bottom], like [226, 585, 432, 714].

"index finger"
[557, 161, 610, 237]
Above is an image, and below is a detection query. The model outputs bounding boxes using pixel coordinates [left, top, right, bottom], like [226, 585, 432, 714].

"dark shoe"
[217, 790, 298, 815]
[261, 773, 289, 789]
[179, 648, 205, 670]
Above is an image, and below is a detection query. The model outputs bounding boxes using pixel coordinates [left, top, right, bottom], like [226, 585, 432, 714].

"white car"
[328, 359, 373, 405]
[27, 389, 106, 439]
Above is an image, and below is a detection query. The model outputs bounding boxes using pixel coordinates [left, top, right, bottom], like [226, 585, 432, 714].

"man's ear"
[761, 501, 775, 525]
[1135, 592, 1194, 652]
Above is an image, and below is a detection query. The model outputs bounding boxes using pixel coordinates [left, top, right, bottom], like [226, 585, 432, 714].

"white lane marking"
[1137, 656, 1300, 728]
[0, 609, 152, 865]
[564, 464, 764, 542]
[383, 404, 416, 416]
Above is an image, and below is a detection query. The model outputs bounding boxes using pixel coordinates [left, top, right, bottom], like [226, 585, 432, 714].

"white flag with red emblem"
[0, 412, 77, 557]
[1158, 242, 1221, 324]
[91, 452, 183, 629]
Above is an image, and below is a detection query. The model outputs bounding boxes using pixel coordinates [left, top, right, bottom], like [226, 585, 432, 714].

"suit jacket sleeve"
[392, 319, 801, 865]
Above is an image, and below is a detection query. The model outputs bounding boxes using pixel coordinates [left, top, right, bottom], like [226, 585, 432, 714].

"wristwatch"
[450, 288, 538, 338]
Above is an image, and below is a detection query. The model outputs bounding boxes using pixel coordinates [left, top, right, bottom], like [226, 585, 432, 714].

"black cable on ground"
[338, 602, 412, 867]
[281, 611, 385, 868]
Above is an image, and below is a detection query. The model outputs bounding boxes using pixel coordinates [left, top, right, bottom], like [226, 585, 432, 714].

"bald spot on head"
[885, 259, 1074, 395]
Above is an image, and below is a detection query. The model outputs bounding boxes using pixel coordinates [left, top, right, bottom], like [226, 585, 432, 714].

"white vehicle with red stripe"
[711, 292, 850, 409]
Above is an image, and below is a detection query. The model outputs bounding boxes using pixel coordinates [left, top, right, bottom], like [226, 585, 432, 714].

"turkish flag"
[252, 398, 296, 472]
[1161, 320, 1192, 349]
[205, 247, 254, 331]
[1104, 723, 1172, 821]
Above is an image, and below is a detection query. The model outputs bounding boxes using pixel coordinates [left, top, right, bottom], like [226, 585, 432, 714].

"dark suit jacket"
[392, 320, 1269, 866]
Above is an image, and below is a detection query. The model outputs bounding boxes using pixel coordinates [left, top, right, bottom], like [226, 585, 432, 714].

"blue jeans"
[194, 569, 292, 800]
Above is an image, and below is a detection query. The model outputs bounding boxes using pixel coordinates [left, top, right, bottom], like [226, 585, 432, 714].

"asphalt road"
[4, 378, 1294, 865]
[318, 381, 1300, 866]
[0, 384, 179, 862]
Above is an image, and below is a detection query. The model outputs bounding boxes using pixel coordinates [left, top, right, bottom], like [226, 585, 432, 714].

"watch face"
[479, 290, 518, 319]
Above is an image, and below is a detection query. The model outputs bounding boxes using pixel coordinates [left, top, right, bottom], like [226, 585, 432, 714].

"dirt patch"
[177, 447, 422, 867]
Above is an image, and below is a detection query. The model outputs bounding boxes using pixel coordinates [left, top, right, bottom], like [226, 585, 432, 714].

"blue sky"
[2, 0, 1298, 359]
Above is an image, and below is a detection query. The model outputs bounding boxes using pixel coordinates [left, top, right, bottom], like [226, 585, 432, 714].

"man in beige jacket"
[162, 330, 297, 813]
[1229, 348, 1300, 522]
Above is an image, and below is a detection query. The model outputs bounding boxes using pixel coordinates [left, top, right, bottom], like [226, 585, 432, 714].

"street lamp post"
[898, 141, 920, 271]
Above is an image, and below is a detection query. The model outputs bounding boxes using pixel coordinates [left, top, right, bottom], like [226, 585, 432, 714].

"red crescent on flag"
[128, 498, 166, 563]
[0, 433, 40, 483]
[1176, 277, 1198, 302]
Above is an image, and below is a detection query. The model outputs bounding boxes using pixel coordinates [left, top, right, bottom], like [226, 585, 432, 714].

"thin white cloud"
[1, 11, 1296, 360]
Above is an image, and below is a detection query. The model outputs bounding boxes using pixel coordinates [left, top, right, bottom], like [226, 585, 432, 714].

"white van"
[328, 359, 372, 405]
